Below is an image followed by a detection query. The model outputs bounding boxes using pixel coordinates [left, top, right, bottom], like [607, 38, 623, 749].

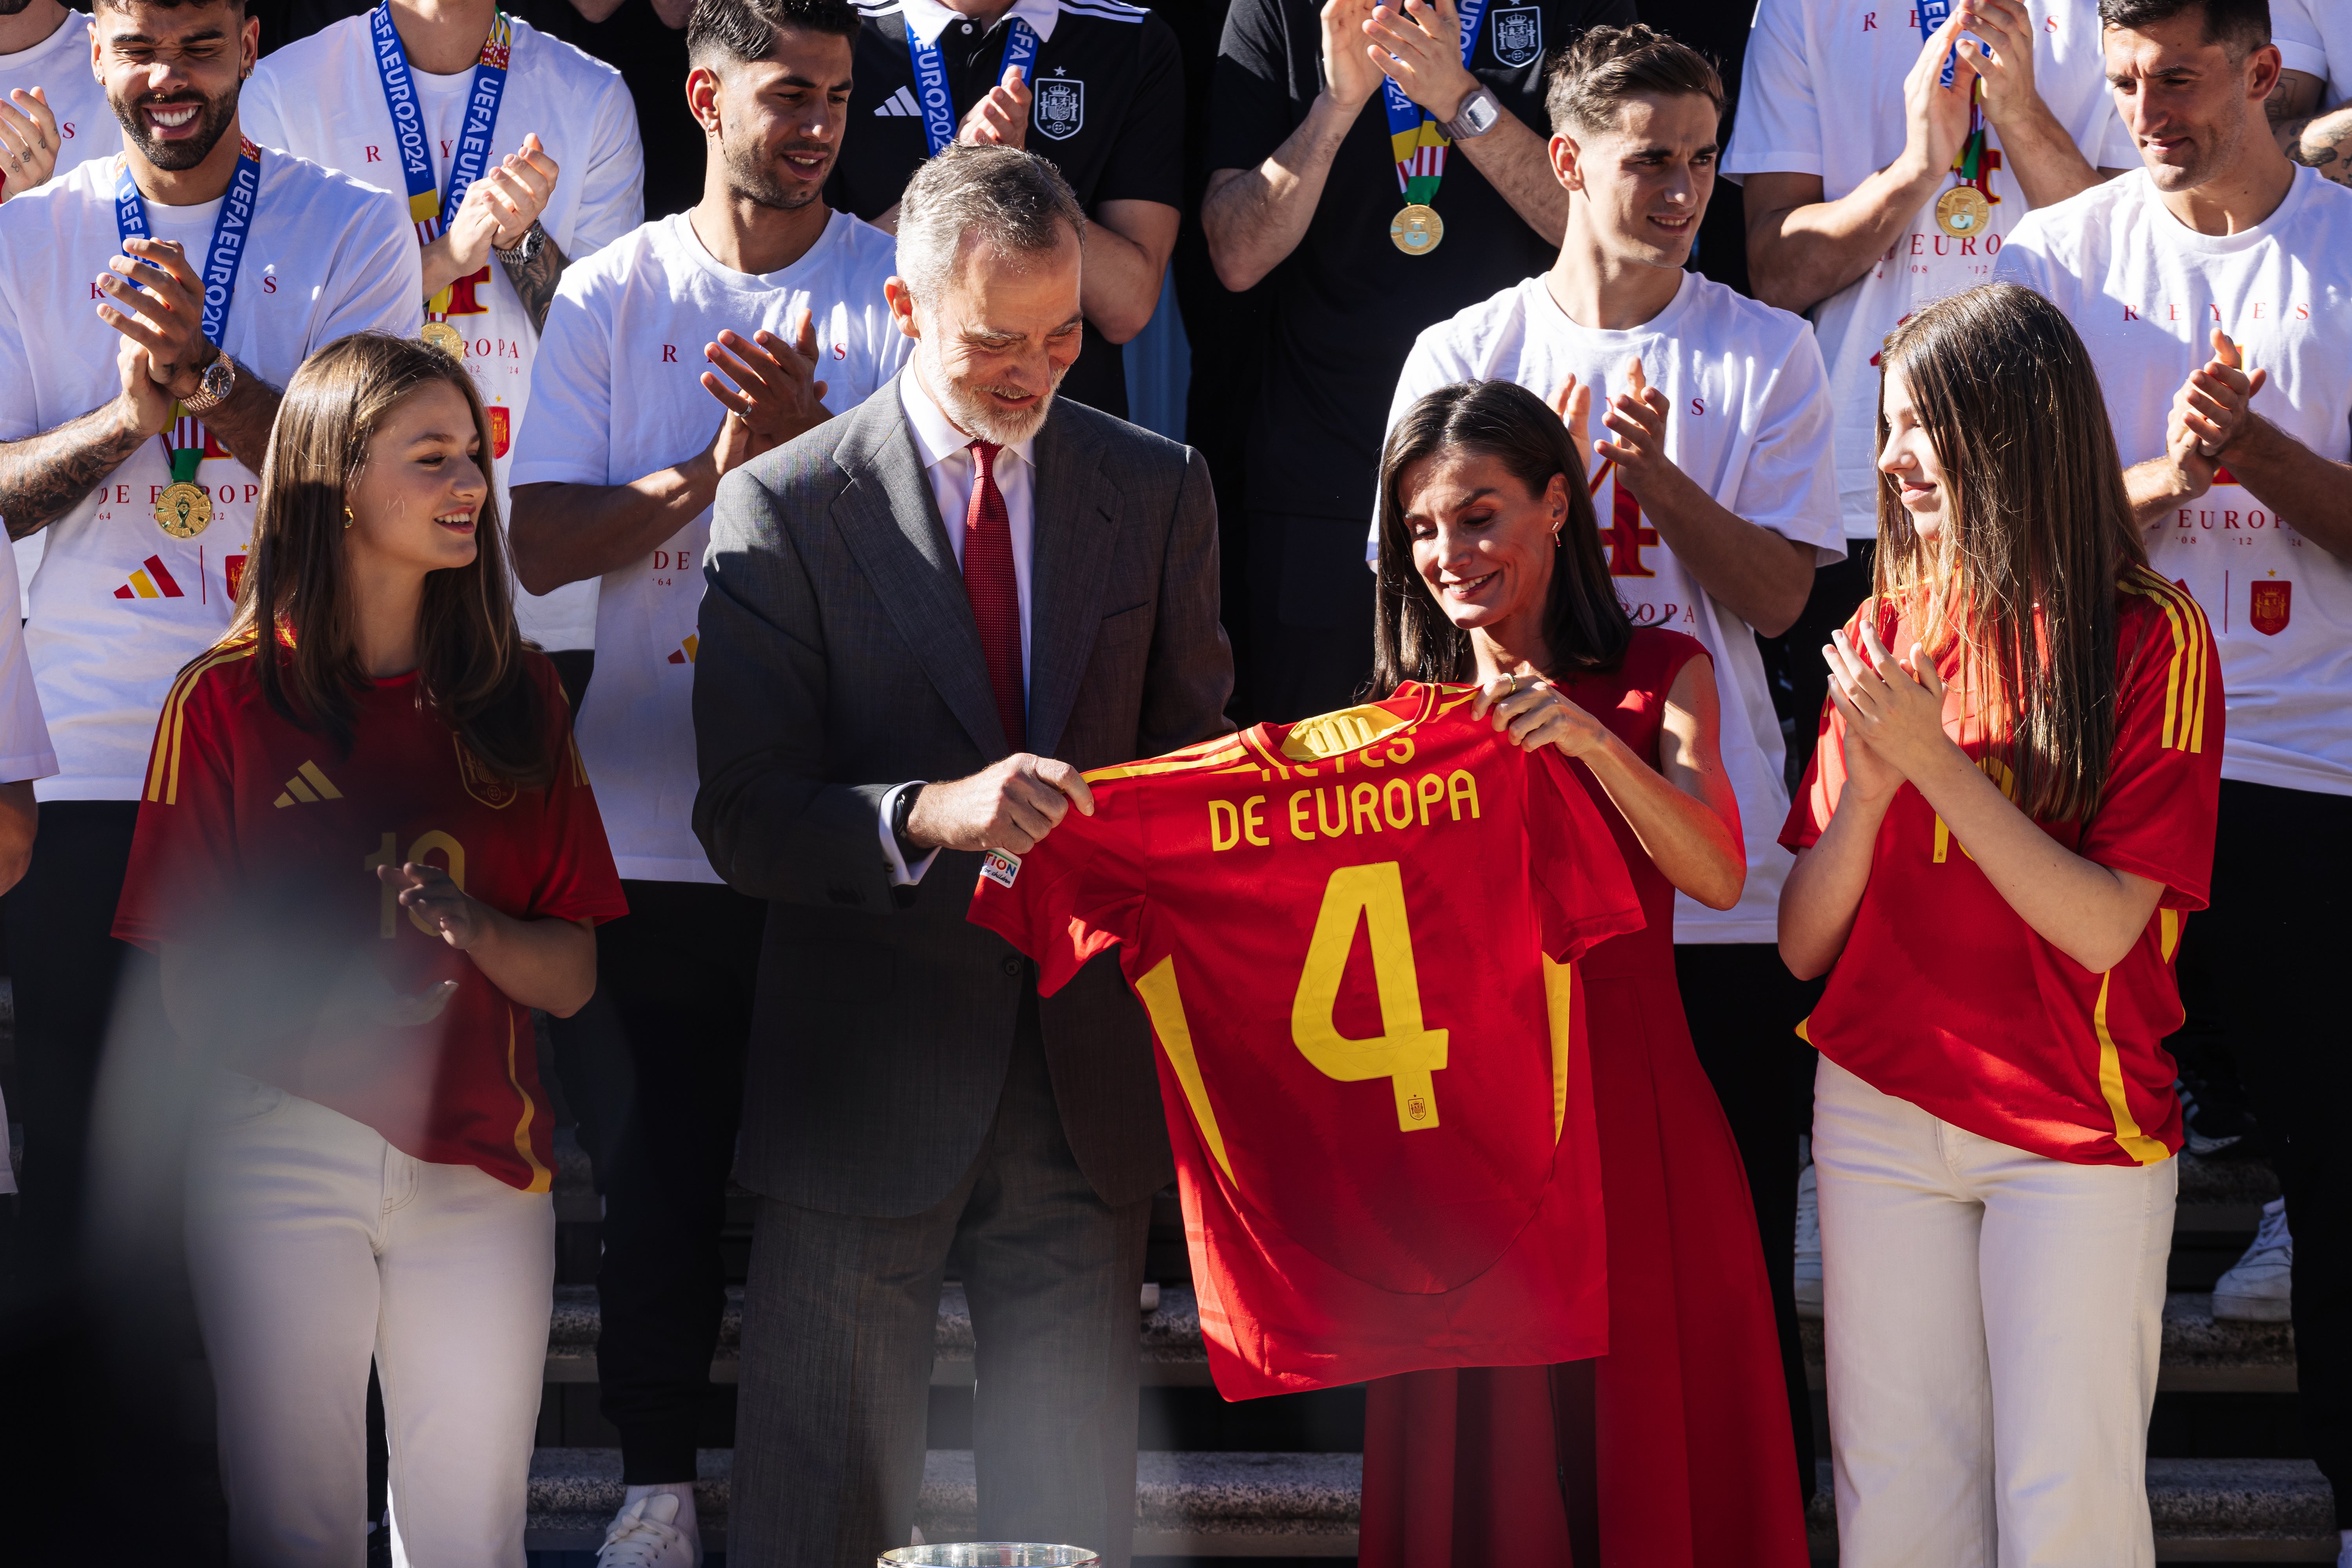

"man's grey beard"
[112, 88, 240, 172]
[919, 338, 1066, 448]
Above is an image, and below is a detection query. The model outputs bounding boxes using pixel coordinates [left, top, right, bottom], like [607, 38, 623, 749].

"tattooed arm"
[0, 397, 148, 541]
[497, 226, 571, 335]
[2268, 68, 2352, 187]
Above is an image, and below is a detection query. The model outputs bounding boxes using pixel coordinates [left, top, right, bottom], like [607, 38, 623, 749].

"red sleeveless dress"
[1358, 628, 1808, 1568]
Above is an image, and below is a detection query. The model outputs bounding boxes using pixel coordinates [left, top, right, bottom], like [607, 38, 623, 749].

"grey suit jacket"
[693, 374, 1235, 1218]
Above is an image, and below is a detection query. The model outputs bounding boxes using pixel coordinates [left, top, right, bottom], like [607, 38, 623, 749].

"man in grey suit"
[692, 143, 1233, 1568]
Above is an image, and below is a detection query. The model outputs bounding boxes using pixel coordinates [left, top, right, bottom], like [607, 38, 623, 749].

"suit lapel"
[829, 382, 1008, 758]
[1024, 408, 1119, 761]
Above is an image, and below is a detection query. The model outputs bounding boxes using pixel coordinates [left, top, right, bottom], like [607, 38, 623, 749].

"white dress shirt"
[878, 367, 1042, 884]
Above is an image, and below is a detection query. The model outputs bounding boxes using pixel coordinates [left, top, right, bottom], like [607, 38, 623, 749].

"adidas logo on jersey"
[273, 760, 345, 809]
[875, 85, 921, 117]
[667, 633, 700, 665]
[113, 555, 185, 600]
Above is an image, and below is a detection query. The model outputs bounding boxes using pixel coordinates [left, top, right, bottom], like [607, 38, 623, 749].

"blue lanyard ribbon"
[368, 1, 513, 245]
[907, 15, 1041, 158]
[1915, 0, 1960, 89]
[1379, 0, 1490, 201]
[114, 138, 261, 348]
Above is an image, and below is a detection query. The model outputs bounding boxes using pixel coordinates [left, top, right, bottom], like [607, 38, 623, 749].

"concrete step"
[1799, 1293, 2297, 1396]
[524, 1446, 1362, 1556]
[2177, 1152, 2283, 1238]
[528, 1448, 2329, 1559]
[1805, 1457, 2337, 1561]
[544, 1281, 1212, 1389]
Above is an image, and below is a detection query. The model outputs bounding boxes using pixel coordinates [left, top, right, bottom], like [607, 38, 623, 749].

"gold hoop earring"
[343, 506, 355, 530]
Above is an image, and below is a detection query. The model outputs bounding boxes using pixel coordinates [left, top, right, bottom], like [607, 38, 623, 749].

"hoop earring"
[343, 506, 355, 530]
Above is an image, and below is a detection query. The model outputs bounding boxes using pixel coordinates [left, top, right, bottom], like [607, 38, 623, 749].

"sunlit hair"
[1544, 22, 1725, 139]
[216, 331, 550, 786]
[1873, 283, 2151, 822]
[1371, 380, 1632, 694]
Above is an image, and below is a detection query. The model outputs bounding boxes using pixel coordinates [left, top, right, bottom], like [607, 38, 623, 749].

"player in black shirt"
[1203, 0, 1632, 721]
[826, 0, 1185, 418]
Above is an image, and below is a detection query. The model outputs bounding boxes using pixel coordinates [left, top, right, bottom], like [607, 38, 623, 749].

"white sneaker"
[2212, 1196, 2293, 1323]
[1794, 1152, 1823, 1321]
[597, 1492, 699, 1568]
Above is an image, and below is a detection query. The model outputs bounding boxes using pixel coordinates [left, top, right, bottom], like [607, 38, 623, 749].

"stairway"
[528, 1131, 2338, 1563]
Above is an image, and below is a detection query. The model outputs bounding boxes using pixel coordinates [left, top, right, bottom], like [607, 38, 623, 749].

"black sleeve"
[1094, 12, 1189, 208]
[1206, 0, 1301, 176]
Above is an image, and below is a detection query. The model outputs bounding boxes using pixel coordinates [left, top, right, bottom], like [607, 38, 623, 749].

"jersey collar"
[897, 0, 1064, 50]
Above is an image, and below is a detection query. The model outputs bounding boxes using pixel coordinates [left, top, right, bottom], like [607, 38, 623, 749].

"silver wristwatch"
[493, 220, 546, 269]
[1441, 85, 1504, 142]
[181, 346, 236, 416]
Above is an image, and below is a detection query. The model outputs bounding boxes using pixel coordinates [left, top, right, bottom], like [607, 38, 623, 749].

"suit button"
[1002, 957, 1024, 977]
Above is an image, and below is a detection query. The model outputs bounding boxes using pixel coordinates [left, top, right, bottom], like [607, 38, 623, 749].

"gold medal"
[1390, 203, 1444, 257]
[1935, 185, 1992, 238]
[154, 481, 211, 539]
[421, 321, 465, 356]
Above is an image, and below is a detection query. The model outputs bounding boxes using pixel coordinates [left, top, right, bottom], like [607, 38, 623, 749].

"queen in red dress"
[1355, 380, 1807, 1566]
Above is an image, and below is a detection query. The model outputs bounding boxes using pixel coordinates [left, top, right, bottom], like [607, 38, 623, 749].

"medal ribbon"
[907, 15, 1040, 158]
[369, 2, 513, 247]
[115, 138, 261, 476]
[1380, 0, 1491, 203]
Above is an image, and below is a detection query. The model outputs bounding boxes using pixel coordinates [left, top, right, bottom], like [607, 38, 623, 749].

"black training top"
[1208, 0, 1634, 520]
[829, 0, 1188, 419]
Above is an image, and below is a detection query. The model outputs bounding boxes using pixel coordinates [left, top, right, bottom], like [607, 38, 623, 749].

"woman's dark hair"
[1873, 282, 2150, 822]
[1371, 379, 1632, 693]
[215, 331, 550, 785]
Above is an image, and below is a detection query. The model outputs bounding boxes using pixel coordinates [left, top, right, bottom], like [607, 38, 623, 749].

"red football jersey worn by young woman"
[113, 637, 629, 1192]
[968, 682, 1645, 1398]
[1779, 571, 2225, 1167]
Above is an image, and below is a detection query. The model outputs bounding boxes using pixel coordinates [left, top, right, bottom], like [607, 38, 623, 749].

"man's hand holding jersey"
[906, 754, 1097, 856]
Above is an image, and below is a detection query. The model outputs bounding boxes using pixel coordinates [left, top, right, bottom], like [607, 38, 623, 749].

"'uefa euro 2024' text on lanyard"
[368, 0, 512, 356]
[114, 138, 260, 543]
[1382, 0, 1490, 258]
[906, 14, 1041, 157]
[1916, 0, 1996, 240]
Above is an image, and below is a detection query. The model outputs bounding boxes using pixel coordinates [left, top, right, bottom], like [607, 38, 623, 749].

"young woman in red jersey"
[1356, 379, 1809, 1567]
[113, 334, 627, 1563]
[1779, 283, 2223, 1566]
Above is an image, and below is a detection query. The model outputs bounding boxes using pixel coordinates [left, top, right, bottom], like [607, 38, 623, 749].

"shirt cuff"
[878, 780, 943, 887]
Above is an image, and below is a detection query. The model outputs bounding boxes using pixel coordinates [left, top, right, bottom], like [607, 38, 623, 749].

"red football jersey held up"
[114, 637, 630, 1192]
[1780, 571, 2225, 1167]
[968, 682, 1645, 1398]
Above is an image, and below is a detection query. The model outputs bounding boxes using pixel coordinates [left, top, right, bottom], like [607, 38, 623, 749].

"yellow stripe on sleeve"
[1542, 955, 1577, 1143]
[1133, 955, 1234, 1183]
[146, 639, 259, 804]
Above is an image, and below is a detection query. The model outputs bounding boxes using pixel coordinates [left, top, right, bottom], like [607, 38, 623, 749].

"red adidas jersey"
[968, 682, 1645, 1398]
[113, 638, 628, 1191]
[1779, 572, 2225, 1167]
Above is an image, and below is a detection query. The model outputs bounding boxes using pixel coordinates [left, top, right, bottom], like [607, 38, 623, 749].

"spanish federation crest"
[1033, 74, 1084, 141]
[1489, 6, 1542, 67]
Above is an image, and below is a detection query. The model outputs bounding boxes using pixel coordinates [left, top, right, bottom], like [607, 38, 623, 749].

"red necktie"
[962, 440, 1026, 753]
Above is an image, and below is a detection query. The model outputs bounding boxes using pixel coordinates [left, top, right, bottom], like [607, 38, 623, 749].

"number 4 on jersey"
[1291, 862, 1449, 1132]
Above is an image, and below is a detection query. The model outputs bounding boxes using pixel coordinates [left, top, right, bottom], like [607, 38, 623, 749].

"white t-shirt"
[242, 13, 644, 651]
[2276, 0, 2348, 106]
[1723, 0, 2128, 539]
[512, 209, 910, 881]
[0, 538, 57, 784]
[0, 148, 423, 800]
[2, 8, 121, 613]
[1997, 166, 2352, 798]
[1378, 272, 1846, 944]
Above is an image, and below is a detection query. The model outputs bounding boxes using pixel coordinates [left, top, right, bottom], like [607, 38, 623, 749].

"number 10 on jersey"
[1292, 862, 1449, 1131]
